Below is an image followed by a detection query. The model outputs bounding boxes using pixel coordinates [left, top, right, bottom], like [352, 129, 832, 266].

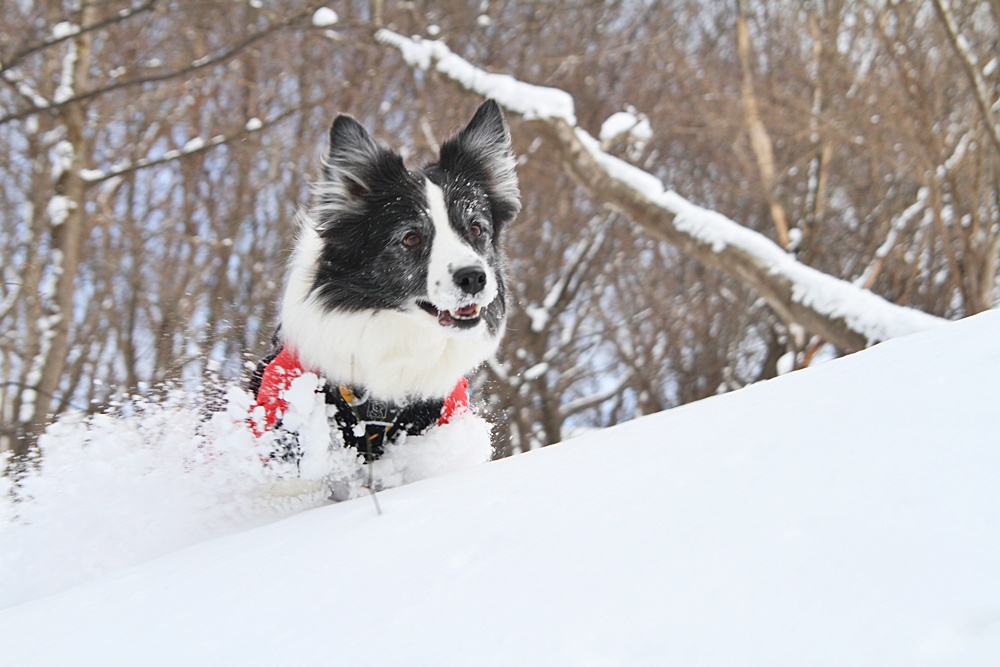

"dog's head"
[280, 100, 519, 400]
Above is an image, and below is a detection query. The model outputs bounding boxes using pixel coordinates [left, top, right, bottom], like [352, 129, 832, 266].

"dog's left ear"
[439, 99, 521, 227]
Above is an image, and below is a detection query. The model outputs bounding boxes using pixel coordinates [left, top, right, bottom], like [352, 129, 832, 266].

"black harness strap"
[325, 383, 443, 461]
[250, 340, 444, 463]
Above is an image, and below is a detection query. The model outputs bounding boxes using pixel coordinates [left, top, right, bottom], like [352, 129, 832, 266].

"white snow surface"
[2, 311, 999, 665]
[0, 379, 491, 608]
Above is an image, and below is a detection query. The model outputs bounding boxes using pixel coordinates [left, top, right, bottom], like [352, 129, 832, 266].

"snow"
[181, 136, 204, 153]
[775, 349, 796, 375]
[311, 7, 339, 28]
[45, 194, 72, 226]
[53, 30, 78, 104]
[245, 116, 263, 131]
[524, 303, 550, 332]
[1, 310, 998, 665]
[600, 110, 653, 144]
[49, 138, 74, 179]
[522, 361, 549, 381]
[1, 68, 50, 108]
[0, 380, 491, 607]
[50, 21, 79, 40]
[79, 168, 106, 181]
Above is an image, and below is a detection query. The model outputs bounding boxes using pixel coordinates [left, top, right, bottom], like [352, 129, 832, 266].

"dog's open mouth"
[418, 301, 483, 328]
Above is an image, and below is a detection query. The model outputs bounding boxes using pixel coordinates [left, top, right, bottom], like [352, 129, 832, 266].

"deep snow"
[0, 380, 492, 607]
[1, 310, 999, 665]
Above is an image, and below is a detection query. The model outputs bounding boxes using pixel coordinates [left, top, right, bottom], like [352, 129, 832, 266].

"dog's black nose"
[454, 266, 487, 295]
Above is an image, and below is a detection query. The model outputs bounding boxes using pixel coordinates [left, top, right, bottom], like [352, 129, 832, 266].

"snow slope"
[2, 311, 999, 666]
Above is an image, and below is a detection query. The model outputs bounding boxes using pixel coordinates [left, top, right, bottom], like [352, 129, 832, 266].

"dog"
[249, 100, 519, 465]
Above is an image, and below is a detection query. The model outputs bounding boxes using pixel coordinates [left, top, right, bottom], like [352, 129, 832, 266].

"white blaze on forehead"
[425, 178, 451, 237]
[424, 178, 497, 310]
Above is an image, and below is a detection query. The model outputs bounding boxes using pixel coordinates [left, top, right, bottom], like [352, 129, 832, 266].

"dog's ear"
[314, 115, 390, 227]
[439, 99, 521, 227]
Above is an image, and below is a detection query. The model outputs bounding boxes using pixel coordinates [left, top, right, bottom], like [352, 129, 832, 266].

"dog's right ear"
[314, 115, 384, 227]
[439, 100, 521, 228]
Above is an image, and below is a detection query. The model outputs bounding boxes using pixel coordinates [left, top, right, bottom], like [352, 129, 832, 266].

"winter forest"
[2, 0, 998, 464]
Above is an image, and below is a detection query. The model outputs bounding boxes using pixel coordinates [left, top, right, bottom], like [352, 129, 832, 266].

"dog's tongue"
[452, 305, 479, 319]
[431, 304, 481, 326]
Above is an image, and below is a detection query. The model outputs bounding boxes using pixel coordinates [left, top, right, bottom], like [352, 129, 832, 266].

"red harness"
[249, 347, 469, 437]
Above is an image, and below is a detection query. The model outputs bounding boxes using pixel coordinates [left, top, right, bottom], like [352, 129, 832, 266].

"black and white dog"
[250, 100, 519, 464]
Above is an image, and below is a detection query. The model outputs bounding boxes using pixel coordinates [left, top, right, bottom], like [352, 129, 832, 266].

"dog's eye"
[403, 232, 422, 248]
[469, 223, 484, 238]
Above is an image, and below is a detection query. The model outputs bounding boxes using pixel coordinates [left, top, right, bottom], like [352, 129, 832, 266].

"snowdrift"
[2, 311, 999, 666]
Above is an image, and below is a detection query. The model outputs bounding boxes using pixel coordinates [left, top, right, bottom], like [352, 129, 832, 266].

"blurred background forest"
[1, 0, 998, 460]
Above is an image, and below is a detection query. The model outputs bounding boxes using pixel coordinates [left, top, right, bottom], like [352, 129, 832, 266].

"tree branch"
[931, 0, 1000, 157]
[377, 30, 946, 352]
[0, 1, 160, 76]
[79, 102, 316, 185]
[736, 0, 791, 249]
[0, 7, 315, 127]
[559, 370, 633, 419]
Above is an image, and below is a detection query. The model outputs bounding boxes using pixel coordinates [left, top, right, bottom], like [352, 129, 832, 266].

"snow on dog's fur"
[251, 100, 520, 495]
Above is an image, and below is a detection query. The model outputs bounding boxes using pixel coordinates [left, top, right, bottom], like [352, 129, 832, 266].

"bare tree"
[2, 0, 996, 463]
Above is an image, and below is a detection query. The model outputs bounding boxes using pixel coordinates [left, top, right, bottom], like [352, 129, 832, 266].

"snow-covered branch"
[377, 29, 947, 352]
[856, 130, 971, 289]
[1, 68, 51, 109]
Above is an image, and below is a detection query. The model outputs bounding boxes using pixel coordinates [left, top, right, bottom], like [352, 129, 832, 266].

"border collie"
[249, 100, 519, 464]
